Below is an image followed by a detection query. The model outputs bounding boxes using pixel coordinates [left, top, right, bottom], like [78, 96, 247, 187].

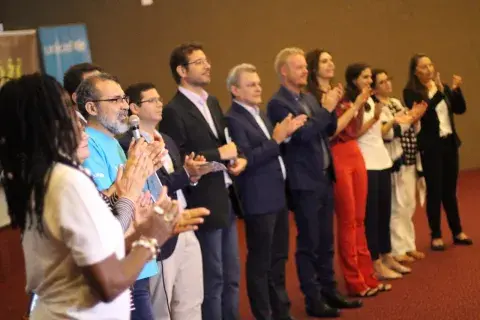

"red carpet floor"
[0, 170, 479, 318]
[238, 169, 480, 320]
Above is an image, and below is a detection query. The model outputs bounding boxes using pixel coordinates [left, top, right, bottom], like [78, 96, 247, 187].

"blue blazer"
[225, 102, 286, 216]
[267, 86, 337, 191]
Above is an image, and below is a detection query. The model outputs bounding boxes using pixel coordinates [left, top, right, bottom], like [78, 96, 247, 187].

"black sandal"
[431, 242, 446, 251]
[454, 237, 473, 246]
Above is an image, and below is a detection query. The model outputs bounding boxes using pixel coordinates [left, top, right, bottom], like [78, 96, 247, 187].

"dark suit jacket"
[225, 101, 286, 216]
[118, 131, 189, 260]
[267, 86, 337, 191]
[403, 85, 466, 150]
[159, 90, 243, 230]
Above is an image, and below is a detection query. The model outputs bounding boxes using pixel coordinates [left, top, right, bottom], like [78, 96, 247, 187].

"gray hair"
[226, 63, 257, 93]
[75, 73, 119, 119]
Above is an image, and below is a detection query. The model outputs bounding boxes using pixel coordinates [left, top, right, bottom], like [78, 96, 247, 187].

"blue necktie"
[141, 132, 163, 201]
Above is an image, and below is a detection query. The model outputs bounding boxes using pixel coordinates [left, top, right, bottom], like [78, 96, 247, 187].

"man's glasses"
[184, 58, 210, 67]
[91, 95, 130, 104]
[139, 97, 163, 105]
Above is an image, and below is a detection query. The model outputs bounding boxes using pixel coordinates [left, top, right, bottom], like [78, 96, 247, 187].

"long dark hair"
[305, 49, 330, 102]
[0, 74, 79, 234]
[405, 53, 429, 99]
[344, 63, 370, 102]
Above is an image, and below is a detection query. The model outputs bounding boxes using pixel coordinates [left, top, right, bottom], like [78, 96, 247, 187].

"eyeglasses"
[185, 58, 211, 67]
[139, 97, 163, 105]
[91, 95, 130, 104]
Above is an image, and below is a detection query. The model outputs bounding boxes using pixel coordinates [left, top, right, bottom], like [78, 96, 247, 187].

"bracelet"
[131, 237, 159, 259]
[111, 191, 119, 203]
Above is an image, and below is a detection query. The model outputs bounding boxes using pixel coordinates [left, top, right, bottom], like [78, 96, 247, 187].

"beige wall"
[2, 0, 479, 169]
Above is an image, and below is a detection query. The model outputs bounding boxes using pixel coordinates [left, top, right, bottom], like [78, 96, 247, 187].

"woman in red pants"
[306, 50, 384, 297]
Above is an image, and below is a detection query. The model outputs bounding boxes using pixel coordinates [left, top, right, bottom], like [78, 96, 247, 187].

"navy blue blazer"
[267, 86, 337, 191]
[225, 102, 286, 216]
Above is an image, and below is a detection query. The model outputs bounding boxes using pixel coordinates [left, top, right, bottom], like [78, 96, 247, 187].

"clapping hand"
[184, 152, 213, 183]
[173, 207, 210, 234]
[115, 149, 151, 203]
[322, 84, 344, 112]
[434, 72, 444, 93]
[146, 139, 168, 173]
[394, 112, 414, 125]
[228, 157, 247, 176]
[354, 87, 371, 110]
[410, 101, 428, 121]
[272, 113, 307, 143]
[452, 75, 462, 91]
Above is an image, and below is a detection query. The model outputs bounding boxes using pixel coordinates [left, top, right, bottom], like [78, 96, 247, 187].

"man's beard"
[187, 75, 210, 88]
[98, 112, 129, 135]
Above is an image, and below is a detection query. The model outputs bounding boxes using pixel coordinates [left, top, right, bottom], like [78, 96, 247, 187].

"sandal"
[350, 287, 379, 298]
[377, 283, 392, 292]
[406, 251, 425, 260]
[394, 254, 415, 263]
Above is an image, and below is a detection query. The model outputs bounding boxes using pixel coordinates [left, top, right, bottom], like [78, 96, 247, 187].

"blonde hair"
[274, 47, 305, 77]
[226, 63, 257, 92]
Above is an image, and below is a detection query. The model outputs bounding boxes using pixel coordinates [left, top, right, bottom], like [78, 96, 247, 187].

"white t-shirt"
[357, 97, 393, 170]
[21, 163, 129, 320]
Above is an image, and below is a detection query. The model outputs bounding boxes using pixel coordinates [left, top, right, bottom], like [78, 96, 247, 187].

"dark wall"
[2, 0, 480, 169]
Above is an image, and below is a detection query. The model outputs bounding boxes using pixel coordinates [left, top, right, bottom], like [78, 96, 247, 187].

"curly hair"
[0, 73, 79, 234]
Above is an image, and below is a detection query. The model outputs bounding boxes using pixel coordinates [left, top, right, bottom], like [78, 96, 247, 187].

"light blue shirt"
[83, 127, 159, 280]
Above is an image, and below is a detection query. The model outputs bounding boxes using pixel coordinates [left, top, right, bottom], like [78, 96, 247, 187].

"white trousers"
[390, 165, 418, 256]
[149, 231, 203, 320]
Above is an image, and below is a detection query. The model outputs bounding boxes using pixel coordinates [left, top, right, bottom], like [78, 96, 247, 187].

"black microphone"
[129, 115, 141, 140]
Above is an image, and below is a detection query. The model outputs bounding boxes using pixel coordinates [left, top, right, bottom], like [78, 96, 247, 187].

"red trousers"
[331, 141, 378, 294]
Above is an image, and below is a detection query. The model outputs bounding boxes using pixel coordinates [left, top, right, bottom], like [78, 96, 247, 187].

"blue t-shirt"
[83, 127, 159, 280]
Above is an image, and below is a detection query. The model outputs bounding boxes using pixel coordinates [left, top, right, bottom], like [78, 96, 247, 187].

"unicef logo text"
[43, 40, 87, 56]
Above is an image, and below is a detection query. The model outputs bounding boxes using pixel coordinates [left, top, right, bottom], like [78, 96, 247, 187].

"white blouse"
[429, 86, 453, 137]
[357, 97, 393, 170]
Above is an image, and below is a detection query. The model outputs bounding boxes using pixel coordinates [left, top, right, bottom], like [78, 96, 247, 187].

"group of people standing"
[225, 47, 473, 319]
[0, 41, 473, 320]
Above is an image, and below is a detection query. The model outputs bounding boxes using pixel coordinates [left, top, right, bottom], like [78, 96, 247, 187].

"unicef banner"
[38, 24, 92, 84]
[0, 29, 40, 89]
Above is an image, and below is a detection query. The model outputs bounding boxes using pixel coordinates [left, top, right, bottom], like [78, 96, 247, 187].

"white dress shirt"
[178, 86, 232, 187]
[235, 100, 287, 180]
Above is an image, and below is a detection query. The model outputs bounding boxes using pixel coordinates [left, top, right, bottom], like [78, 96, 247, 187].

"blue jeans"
[131, 278, 154, 320]
[195, 206, 240, 320]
